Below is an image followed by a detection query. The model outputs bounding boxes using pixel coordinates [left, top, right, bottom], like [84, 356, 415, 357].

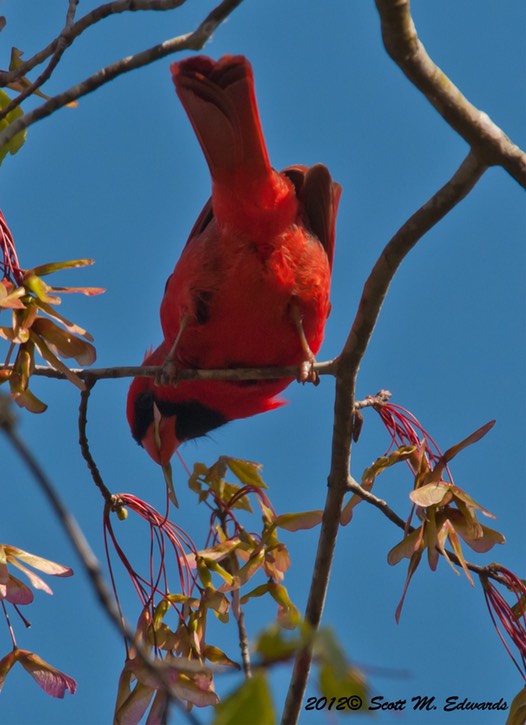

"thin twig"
[236, 606, 252, 678]
[281, 152, 487, 724]
[354, 389, 392, 411]
[0, 396, 121, 628]
[78, 382, 114, 505]
[0, 0, 244, 150]
[337, 151, 486, 387]
[0, 359, 338, 383]
[0, 1, 188, 89]
[65, 0, 79, 29]
[0, 394, 202, 724]
[375, 0, 526, 186]
[0, 0, 81, 122]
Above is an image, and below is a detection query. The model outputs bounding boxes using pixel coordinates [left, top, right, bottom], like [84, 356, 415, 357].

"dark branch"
[0, 359, 338, 383]
[0, 393, 202, 724]
[375, 0, 526, 186]
[0, 0, 244, 150]
[0, 394, 123, 637]
[0, 1, 188, 89]
[78, 383, 114, 505]
[281, 151, 487, 723]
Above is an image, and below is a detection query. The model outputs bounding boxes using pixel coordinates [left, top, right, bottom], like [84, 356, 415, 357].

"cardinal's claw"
[156, 359, 179, 387]
[297, 359, 320, 386]
[290, 303, 320, 385]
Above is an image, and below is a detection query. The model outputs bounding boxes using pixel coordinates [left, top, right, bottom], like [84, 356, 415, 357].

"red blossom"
[0, 211, 22, 285]
[482, 565, 526, 680]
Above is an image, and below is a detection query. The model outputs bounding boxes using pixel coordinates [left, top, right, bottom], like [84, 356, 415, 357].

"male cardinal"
[127, 55, 341, 466]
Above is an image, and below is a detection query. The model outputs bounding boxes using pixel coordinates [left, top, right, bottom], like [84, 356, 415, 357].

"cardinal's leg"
[290, 303, 320, 385]
[156, 312, 190, 386]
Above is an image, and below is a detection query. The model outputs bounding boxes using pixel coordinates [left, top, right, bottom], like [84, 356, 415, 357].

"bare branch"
[282, 151, 486, 724]
[0, 0, 83, 123]
[0, 358, 338, 383]
[375, 0, 526, 186]
[0, 1, 188, 88]
[0, 394, 122, 637]
[65, 0, 79, 29]
[338, 151, 485, 382]
[0, 393, 203, 724]
[78, 383, 114, 505]
[0, 0, 244, 150]
[354, 389, 392, 411]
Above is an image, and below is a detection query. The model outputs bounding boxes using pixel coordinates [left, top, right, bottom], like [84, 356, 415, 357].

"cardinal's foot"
[297, 359, 320, 386]
[155, 359, 179, 387]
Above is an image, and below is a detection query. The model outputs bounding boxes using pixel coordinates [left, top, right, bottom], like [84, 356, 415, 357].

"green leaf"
[387, 527, 423, 565]
[223, 549, 264, 589]
[446, 510, 505, 552]
[255, 623, 312, 663]
[275, 510, 323, 532]
[340, 477, 368, 526]
[197, 539, 241, 562]
[29, 259, 95, 277]
[267, 582, 301, 628]
[430, 420, 496, 482]
[361, 446, 416, 484]
[201, 557, 235, 586]
[0, 283, 26, 309]
[441, 420, 496, 464]
[506, 687, 526, 725]
[30, 332, 86, 390]
[409, 481, 451, 507]
[10, 379, 47, 413]
[448, 485, 496, 519]
[226, 457, 267, 487]
[32, 318, 96, 366]
[23, 275, 60, 304]
[319, 663, 368, 713]
[240, 583, 270, 605]
[314, 628, 347, 672]
[213, 672, 275, 725]
[437, 519, 474, 586]
[202, 645, 239, 669]
[35, 299, 94, 341]
[0, 89, 26, 164]
[202, 586, 231, 621]
[0, 649, 19, 692]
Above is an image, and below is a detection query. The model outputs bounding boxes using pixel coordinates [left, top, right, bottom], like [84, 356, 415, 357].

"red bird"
[127, 55, 341, 466]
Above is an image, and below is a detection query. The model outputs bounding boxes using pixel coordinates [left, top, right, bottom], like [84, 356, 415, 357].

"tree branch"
[281, 150, 487, 723]
[0, 393, 202, 725]
[0, 0, 244, 150]
[0, 1, 188, 89]
[0, 0, 82, 123]
[338, 150, 485, 380]
[78, 383, 114, 505]
[0, 394, 123, 639]
[0, 359, 337, 383]
[375, 0, 526, 187]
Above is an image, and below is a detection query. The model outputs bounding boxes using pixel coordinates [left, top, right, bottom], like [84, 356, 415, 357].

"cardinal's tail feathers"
[171, 55, 271, 184]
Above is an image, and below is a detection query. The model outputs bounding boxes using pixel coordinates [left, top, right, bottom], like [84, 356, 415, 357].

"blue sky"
[0, 1, 524, 723]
